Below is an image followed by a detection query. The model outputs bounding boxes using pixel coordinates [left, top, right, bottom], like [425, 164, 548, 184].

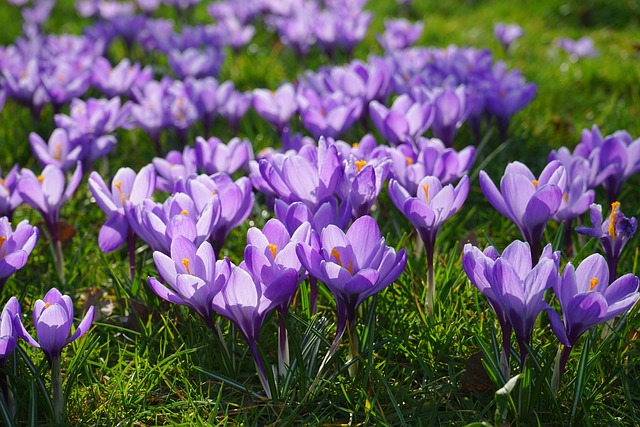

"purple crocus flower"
[377, 18, 423, 52]
[149, 235, 231, 329]
[479, 161, 565, 263]
[389, 175, 469, 313]
[153, 146, 198, 193]
[29, 129, 83, 171]
[168, 47, 225, 79]
[297, 86, 362, 139]
[89, 165, 156, 277]
[546, 254, 638, 387]
[185, 173, 254, 253]
[386, 138, 476, 195]
[126, 192, 219, 254]
[576, 203, 637, 281]
[369, 94, 433, 145]
[296, 216, 407, 354]
[338, 155, 391, 219]
[493, 23, 524, 53]
[195, 136, 253, 176]
[92, 57, 152, 98]
[556, 36, 598, 59]
[243, 219, 311, 373]
[0, 218, 39, 292]
[252, 83, 298, 134]
[426, 86, 469, 148]
[0, 297, 20, 361]
[212, 262, 298, 398]
[131, 79, 169, 144]
[18, 288, 95, 362]
[463, 241, 560, 374]
[217, 82, 252, 131]
[0, 166, 23, 220]
[274, 196, 352, 235]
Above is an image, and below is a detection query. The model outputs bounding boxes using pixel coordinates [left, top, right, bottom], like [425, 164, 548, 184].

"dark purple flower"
[18, 288, 95, 362]
[0, 218, 39, 292]
[479, 161, 565, 262]
[463, 241, 560, 372]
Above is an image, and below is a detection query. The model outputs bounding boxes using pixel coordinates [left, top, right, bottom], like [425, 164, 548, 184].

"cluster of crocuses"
[0, 289, 94, 423]
[466, 125, 640, 387]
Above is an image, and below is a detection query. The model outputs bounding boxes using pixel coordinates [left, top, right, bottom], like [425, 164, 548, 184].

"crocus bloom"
[89, 165, 156, 253]
[0, 218, 39, 292]
[369, 94, 433, 145]
[389, 175, 469, 313]
[479, 161, 565, 263]
[18, 288, 95, 362]
[217, 83, 252, 131]
[274, 196, 352, 235]
[546, 254, 638, 385]
[576, 203, 637, 281]
[493, 23, 524, 52]
[92, 57, 152, 98]
[153, 147, 198, 193]
[0, 297, 20, 361]
[297, 86, 362, 139]
[252, 83, 298, 134]
[427, 86, 469, 148]
[338, 156, 391, 219]
[296, 216, 407, 341]
[377, 18, 423, 52]
[29, 129, 83, 171]
[149, 236, 231, 329]
[463, 241, 560, 372]
[556, 36, 598, 59]
[0, 165, 22, 220]
[195, 136, 253, 175]
[185, 173, 254, 253]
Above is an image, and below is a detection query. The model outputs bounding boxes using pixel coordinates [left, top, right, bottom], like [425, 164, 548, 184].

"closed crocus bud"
[0, 297, 21, 361]
[0, 218, 39, 292]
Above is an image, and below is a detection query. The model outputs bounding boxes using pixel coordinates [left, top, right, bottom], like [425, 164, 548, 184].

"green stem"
[346, 320, 359, 378]
[51, 357, 64, 425]
[54, 238, 65, 286]
[425, 244, 435, 316]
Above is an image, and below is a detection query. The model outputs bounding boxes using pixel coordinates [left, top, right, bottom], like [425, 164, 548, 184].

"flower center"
[406, 157, 414, 165]
[562, 193, 568, 201]
[589, 277, 598, 291]
[352, 142, 359, 148]
[531, 179, 538, 187]
[114, 181, 126, 204]
[268, 243, 277, 259]
[608, 201, 621, 239]
[182, 258, 191, 274]
[38, 175, 44, 183]
[180, 210, 188, 215]
[355, 160, 366, 173]
[44, 302, 51, 309]
[330, 248, 342, 266]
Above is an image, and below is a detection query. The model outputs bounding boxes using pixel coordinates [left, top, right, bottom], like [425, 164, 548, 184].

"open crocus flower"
[29, 129, 83, 171]
[479, 161, 565, 263]
[149, 236, 231, 329]
[89, 165, 156, 253]
[576, 203, 637, 281]
[338, 156, 391, 219]
[463, 241, 560, 375]
[274, 196, 352, 235]
[195, 136, 253, 176]
[252, 83, 298, 134]
[547, 254, 638, 388]
[369, 94, 433, 145]
[18, 288, 95, 362]
[0, 165, 22, 220]
[494, 22, 524, 53]
[389, 175, 469, 313]
[0, 218, 39, 292]
[296, 216, 407, 345]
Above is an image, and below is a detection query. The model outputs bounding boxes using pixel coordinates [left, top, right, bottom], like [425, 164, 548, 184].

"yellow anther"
[562, 193, 568, 201]
[114, 181, 125, 204]
[1, 178, 5, 187]
[180, 210, 188, 215]
[346, 260, 354, 275]
[182, 258, 191, 274]
[355, 160, 367, 173]
[268, 243, 277, 259]
[531, 180, 538, 187]
[422, 184, 430, 202]
[352, 142, 359, 148]
[53, 143, 62, 161]
[211, 190, 216, 195]
[406, 157, 414, 165]
[0, 236, 6, 250]
[38, 175, 44, 183]
[608, 201, 621, 239]
[589, 277, 598, 291]
[44, 302, 51, 309]
[330, 248, 342, 266]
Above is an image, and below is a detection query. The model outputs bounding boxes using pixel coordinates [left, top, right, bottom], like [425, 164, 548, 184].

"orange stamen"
[406, 157, 414, 165]
[268, 243, 277, 259]
[38, 175, 44, 183]
[44, 302, 51, 309]
[180, 210, 188, 215]
[422, 184, 430, 202]
[182, 258, 191, 274]
[114, 181, 125, 204]
[608, 201, 621, 238]
[589, 277, 598, 291]
[330, 248, 342, 266]
[531, 180, 538, 187]
[355, 160, 367, 173]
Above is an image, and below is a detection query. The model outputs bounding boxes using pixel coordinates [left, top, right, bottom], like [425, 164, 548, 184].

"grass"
[1, 0, 640, 425]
